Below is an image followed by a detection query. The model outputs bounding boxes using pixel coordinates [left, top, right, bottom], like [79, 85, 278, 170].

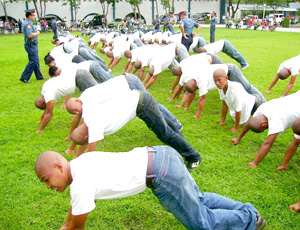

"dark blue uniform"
[20, 18, 43, 82]
[51, 18, 57, 38]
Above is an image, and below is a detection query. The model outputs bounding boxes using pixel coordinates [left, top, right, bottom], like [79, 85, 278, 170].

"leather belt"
[146, 146, 154, 188]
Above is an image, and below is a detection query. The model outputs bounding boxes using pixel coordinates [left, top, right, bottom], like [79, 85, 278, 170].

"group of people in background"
[16, 8, 300, 229]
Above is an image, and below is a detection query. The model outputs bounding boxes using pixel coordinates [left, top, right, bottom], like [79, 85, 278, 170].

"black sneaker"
[256, 214, 266, 230]
[20, 78, 32, 83]
[37, 77, 45, 80]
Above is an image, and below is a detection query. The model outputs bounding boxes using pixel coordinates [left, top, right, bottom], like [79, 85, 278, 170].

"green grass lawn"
[0, 28, 300, 229]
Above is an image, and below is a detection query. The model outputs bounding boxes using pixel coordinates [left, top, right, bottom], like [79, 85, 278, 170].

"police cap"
[25, 9, 35, 15]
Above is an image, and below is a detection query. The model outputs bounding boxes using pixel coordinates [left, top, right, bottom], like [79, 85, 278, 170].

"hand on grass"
[231, 127, 239, 133]
[231, 138, 239, 145]
[65, 136, 71, 141]
[65, 149, 74, 155]
[193, 115, 200, 119]
[167, 98, 173, 102]
[184, 107, 189, 111]
[290, 202, 300, 212]
[218, 121, 225, 126]
[247, 162, 257, 168]
[266, 90, 270, 94]
[175, 105, 182, 108]
[36, 130, 44, 134]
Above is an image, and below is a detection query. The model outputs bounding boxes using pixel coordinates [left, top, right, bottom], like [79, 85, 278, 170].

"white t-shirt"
[203, 40, 225, 55]
[166, 33, 182, 44]
[42, 75, 76, 103]
[179, 53, 211, 83]
[79, 76, 140, 143]
[180, 63, 228, 97]
[253, 90, 300, 136]
[219, 81, 255, 124]
[277, 54, 300, 76]
[70, 147, 148, 215]
[150, 43, 176, 75]
[50, 45, 77, 67]
[112, 39, 131, 58]
[139, 45, 161, 67]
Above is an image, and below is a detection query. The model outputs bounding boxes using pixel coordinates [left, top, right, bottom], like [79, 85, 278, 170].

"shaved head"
[171, 66, 182, 76]
[99, 48, 105, 53]
[71, 123, 88, 145]
[213, 68, 227, 79]
[183, 79, 198, 93]
[198, 47, 207, 53]
[35, 95, 46, 110]
[35, 151, 65, 174]
[134, 61, 142, 69]
[106, 50, 113, 58]
[248, 115, 268, 133]
[124, 50, 132, 58]
[278, 68, 291, 80]
[292, 117, 300, 135]
[66, 98, 83, 115]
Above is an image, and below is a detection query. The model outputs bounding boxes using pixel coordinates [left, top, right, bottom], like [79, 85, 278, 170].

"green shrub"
[282, 17, 290, 27]
[205, 18, 210, 24]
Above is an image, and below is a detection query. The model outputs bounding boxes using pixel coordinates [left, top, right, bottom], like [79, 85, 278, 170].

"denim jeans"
[89, 61, 113, 83]
[137, 92, 201, 162]
[169, 26, 175, 35]
[134, 38, 144, 47]
[78, 47, 109, 71]
[192, 36, 208, 53]
[75, 69, 98, 92]
[124, 73, 182, 131]
[227, 64, 266, 105]
[149, 146, 258, 230]
[223, 40, 248, 67]
[210, 54, 223, 64]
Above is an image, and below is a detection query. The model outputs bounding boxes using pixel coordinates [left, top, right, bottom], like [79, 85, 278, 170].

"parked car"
[108, 18, 124, 28]
[83, 15, 106, 28]
[191, 12, 210, 23]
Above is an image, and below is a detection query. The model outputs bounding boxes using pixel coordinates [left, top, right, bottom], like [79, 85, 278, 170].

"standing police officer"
[51, 17, 58, 39]
[178, 11, 202, 52]
[20, 9, 44, 83]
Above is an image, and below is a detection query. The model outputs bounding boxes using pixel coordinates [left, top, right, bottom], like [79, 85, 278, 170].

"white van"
[269, 13, 284, 24]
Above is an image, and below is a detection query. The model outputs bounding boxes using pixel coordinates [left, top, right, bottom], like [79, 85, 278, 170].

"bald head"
[198, 47, 207, 53]
[292, 117, 300, 135]
[278, 68, 291, 80]
[71, 123, 88, 145]
[213, 68, 227, 79]
[100, 38, 106, 43]
[183, 79, 198, 93]
[171, 66, 182, 76]
[134, 61, 142, 69]
[99, 48, 105, 53]
[66, 98, 83, 115]
[35, 151, 65, 174]
[35, 151, 71, 193]
[124, 50, 132, 58]
[248, 115, 268, 133]
[35, 95, 46, 110]
[106, 50, 113, 58]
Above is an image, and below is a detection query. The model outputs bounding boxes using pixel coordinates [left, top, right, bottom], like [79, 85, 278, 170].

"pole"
[188, 0, 191, 17]
[152, 0, 155, 21]
[263, 4, 266, 20]
[25, 1, 28, 10]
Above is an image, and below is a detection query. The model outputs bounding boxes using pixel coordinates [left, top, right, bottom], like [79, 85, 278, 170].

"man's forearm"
[38, 112, 53, 132]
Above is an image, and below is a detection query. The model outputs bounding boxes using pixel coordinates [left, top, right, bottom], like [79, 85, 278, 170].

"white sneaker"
[240, 64, 249, 70]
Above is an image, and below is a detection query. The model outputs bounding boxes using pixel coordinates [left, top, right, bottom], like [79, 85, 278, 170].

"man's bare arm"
[37, 100, 55, 133]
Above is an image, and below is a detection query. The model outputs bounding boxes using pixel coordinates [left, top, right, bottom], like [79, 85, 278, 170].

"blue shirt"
[210, 16, 216, 26]
[180, 17, 199, 34]
[23, 19, 37, 41]
[51, 19, 57, 29]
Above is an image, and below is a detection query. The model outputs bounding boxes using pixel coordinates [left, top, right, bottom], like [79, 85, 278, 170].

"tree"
[0, 0, 9, 22]
[126, 0, 142, 19]
[98, 0, 118, 17]
[62, 0, 81, 21]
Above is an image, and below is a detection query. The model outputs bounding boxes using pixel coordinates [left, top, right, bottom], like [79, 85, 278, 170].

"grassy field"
[0, 27, 300, 229]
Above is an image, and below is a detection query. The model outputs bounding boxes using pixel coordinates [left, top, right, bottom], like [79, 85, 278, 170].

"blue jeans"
[169, 26, 175, 35]
[223, 40, 248, 67]
[192, 36, 208, 53]
[78, 48, 109, 71]
[89, 61, 113, 83]
[124, 73, 182, 131]
[20, 43, 43, 81]
[75, 69, 98, 92]
[149, 146, 258, 230]
[227, 64, 266, 105]
[137, 93, 201, 162]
